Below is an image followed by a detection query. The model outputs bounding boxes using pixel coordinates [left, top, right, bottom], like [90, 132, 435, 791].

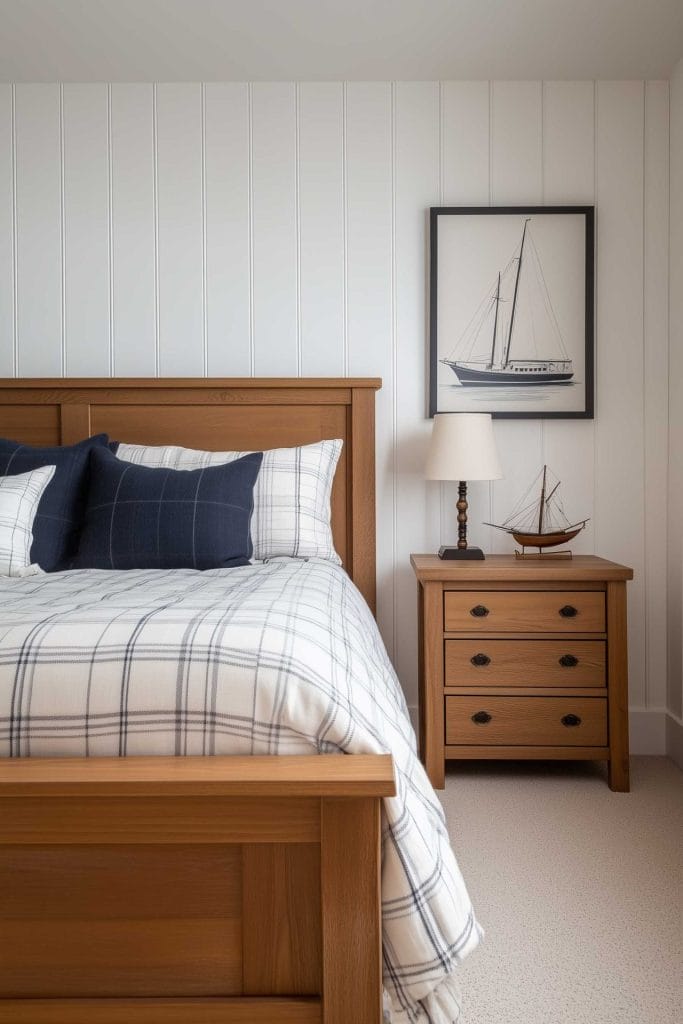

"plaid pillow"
[113, 439, 342, 563]
[73, 447, 263, 571]
[0, 465, 55, 576]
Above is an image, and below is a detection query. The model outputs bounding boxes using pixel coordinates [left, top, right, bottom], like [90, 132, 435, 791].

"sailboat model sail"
[442, 219, 574, 386]
[485, 466, 588, 551]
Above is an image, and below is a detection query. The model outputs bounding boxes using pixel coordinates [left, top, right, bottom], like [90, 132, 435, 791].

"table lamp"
[425, 412, 502, 560]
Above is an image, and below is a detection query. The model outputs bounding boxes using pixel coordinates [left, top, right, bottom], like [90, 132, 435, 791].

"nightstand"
[411, 554, 634, 792]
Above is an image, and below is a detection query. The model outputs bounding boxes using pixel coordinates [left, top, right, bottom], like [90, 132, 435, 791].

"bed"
[0, 378, 479, 1024]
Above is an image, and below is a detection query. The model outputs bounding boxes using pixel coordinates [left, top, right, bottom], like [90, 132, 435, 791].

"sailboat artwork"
[486, 465, 588, 559]
[441, 219, 574, 387]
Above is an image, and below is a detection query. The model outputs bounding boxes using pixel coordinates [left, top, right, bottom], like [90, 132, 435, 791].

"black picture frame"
[429, 205, 595, 419]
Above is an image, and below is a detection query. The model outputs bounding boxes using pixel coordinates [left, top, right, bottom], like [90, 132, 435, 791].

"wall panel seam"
[391, 81, 398, 661]
[201, 81, 208, 377]
[59, 83, 66, 376]
[152, 82, 160, 377]
[107, 82, 114, 377]
[295, 81, 302, 377]
[248, 82, 255, 376]
[10, 83, 17, 376]
[342, 81, 349, 377]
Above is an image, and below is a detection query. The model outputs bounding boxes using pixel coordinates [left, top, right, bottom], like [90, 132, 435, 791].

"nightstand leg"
[607, 581, 630, 792]
[421, 582, 445, 789]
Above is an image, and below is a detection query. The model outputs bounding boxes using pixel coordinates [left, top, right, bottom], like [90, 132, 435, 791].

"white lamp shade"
[425, 413, 502, 482]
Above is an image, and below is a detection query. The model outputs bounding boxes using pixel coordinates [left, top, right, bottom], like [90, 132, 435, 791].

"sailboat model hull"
[444, 360, 574, 386]
[511, 527, 583, 549]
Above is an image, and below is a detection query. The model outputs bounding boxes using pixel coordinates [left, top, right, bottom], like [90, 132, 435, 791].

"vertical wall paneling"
[0, 78, 673, 737]
[393, 82, 440, 706]
[298, 83, 345, 376]
[541, 81, 596, 556]
[0, 86, 13, 375]
[62, 84, 110, 376]
[595, 81, 646, 706]
[13, 84, 62, 375]
[155, 83, 204, 376]
[110, 84, 156, 376]
[643, 81, 670, 710]
[345, 83, 394, 655]
[251, 83, 298, 376]
[489, 81, 544, 543]
[440, 81, 492, 552]
[203, 83, 251, 376]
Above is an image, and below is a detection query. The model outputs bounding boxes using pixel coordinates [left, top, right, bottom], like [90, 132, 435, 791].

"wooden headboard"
[0, 377, 381, 613]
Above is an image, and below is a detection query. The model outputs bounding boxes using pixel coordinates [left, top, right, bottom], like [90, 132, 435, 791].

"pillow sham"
[0, 465, 55, 576]
[72, 446, 263, 571]
[112, 439, 342, 563]
[0, 434, 109, 571]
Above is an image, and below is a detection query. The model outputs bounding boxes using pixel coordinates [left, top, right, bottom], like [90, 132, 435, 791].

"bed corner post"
[350, 384, 380, 616]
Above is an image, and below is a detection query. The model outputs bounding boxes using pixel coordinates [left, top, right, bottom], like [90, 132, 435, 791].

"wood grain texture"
[0, 795, 320, 844]
[444, 639, 606, 687]
[420, 581, 445, 788]
[411, 554, 634, 582]
[0, 999, 321, 1023]
[242, 844, 321, 995]
[0, 377, 381, 612]
[445, 695, 607, 747]
[444, 744, 609, 761]
[321, 799, 382, 1024]
[606, 580, 630, 791]
[0, 754, 396, 798]
[443, 590, 606, 634]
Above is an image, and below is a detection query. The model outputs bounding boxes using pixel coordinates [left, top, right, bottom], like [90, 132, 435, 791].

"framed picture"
[429, 206, 594, 418]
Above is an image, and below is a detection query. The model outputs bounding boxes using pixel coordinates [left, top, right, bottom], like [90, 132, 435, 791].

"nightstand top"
[410, 553, 634, 582]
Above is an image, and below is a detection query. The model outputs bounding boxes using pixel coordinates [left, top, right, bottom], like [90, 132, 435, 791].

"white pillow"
[114, 439, 342, 563]
[0, 465, 55, 577]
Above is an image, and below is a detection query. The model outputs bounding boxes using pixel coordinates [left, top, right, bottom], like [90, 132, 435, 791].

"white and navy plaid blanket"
[0, 559, 481, 1022]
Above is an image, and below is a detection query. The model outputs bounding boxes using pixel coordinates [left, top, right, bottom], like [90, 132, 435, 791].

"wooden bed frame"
[0, 378, 392, 1024]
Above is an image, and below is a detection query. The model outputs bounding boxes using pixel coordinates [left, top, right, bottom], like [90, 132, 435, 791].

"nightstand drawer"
[443, 591, 605, 633]
[444, 639, 606, 687]
[445, 695, 608, 746]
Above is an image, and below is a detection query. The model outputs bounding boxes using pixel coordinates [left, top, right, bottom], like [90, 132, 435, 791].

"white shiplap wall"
[0, 80, 671, 742]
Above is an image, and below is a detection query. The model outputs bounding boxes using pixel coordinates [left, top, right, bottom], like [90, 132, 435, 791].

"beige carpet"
[440, 757, 682, 1024]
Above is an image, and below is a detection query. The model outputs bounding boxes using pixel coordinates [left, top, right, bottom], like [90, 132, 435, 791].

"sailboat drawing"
[442, 218, 574, 386]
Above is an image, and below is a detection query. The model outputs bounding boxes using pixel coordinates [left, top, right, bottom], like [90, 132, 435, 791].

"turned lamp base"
[438, 479, 486, 560]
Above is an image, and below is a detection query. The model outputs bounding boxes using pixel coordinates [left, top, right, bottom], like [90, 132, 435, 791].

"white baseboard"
[406, 705, 673, 757]
[666, 712, 683, 769]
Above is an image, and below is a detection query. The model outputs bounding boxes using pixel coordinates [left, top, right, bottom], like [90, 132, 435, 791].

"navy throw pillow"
[0, 434, 109, 571]
[72, 446, 263, 570]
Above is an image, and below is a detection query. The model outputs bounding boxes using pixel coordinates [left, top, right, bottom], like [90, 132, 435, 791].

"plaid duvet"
[0, 559, 481, 1022]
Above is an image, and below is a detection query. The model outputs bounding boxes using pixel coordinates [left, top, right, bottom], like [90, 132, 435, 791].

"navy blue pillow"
[0, 434, 109, 571]
[72, 446, 263, 570]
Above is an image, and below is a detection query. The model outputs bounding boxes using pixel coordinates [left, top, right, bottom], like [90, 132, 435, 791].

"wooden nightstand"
[411, 554, 634, 792]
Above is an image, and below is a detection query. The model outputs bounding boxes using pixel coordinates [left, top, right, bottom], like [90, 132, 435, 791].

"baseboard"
[407, 705, 672, 756]
[629, 708, 667, 755]
[666, 712, 683, 769]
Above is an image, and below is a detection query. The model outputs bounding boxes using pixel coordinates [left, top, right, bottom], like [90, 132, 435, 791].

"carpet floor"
[440, 757, 682, 1024]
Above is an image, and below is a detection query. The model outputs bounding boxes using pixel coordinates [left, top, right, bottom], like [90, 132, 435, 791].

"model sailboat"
[442, 219, 574, 386]
[485, 465, 588, 557]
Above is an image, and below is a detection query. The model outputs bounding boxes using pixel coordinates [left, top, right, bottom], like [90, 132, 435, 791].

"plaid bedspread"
[0, 559, 481, 1022]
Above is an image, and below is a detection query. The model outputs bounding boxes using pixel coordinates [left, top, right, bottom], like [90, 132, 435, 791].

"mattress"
[0, 558, 481, 1023]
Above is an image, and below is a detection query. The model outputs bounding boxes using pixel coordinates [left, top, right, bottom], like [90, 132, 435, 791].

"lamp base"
[438, 545, 485, 561]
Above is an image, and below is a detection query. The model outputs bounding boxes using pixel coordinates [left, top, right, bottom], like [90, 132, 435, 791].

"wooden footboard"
[0, 755, 395, 1024]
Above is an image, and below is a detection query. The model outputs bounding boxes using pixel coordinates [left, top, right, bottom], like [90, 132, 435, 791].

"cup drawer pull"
[471, 710, 492, 724]
[559, 654, 579, 667]
[470, 653, 491, 667]
[470, 605, 490, 618]
[559, 605, 578, 618]
[561, 713, 582, 727]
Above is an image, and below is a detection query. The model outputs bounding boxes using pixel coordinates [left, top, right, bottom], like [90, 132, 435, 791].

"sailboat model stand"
[485, 466, 588, 560]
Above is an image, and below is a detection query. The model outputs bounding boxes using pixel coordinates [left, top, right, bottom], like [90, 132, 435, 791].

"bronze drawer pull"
[559, 654, 579, 667]
[470, 653, 491, 667]
[559, 604, 578, 618]
[561, 713, 582, 727]
[471, 710, 492, 724]
[470, 605, 490, 618]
